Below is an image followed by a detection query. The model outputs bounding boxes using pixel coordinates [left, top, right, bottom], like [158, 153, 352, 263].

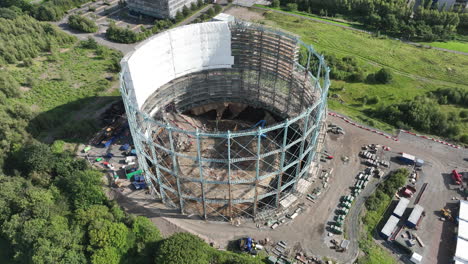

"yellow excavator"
[441, 208, 453, 221]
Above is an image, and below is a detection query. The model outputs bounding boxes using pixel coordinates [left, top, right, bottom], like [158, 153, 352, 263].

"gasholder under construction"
[120, 21, 330, 220]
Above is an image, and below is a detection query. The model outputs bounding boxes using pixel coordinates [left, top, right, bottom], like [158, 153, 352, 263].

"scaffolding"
[120, 21, 330, 221]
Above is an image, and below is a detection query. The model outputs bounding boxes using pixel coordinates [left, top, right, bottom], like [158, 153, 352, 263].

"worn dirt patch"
[19, 86, 31, 92]
[225, 6, 265, 22]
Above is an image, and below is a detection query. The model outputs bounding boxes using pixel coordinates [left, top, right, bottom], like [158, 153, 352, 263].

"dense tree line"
[430, 87, 468, 106]
[1, 0, 89, 21]
[371, 95, 466, 143]
[106, 19, 173, 44]
[0, 16, 75, 65]
[0, 144, 264, 263]
[278, 0, 465, 41]
[68, 14, 98, 33]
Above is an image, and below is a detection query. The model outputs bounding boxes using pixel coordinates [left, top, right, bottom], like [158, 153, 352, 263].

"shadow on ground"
[27, 96, 121, 144]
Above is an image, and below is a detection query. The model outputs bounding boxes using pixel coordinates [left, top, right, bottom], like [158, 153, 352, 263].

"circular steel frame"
[120, 22, 330, 220]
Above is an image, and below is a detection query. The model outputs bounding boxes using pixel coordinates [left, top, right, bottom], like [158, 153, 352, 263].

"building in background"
[127, 0, 199, 19]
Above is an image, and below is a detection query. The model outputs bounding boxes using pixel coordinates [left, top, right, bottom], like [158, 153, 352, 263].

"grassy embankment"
[5, 42, 121, 143]
[255, 10, 468, 135]
[256, 5, 468, 54]
[357, 168, 408, 264]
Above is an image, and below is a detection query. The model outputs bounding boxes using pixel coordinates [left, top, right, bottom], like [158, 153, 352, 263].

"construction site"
[74, 9, 468, 264]
[119, 21, 330, 221]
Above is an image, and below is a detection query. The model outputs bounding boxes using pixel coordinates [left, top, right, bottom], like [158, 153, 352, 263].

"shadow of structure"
[27, 96, 121, 144]
[436, 202, 458, 264]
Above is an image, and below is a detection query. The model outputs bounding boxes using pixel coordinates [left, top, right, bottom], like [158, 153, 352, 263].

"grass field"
[422, 41, 468, 53]
[254, 5, 359, 27]
[257, 10, 468, 133]
[6, 43, 121, 142]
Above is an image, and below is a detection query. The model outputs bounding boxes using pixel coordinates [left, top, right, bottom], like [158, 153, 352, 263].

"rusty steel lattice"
[120, 21, 330, 221]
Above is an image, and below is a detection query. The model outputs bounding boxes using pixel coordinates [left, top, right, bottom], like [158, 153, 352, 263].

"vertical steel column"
[227, 131, 233, 219]
[168, 127, 184, 214]
[292, 108, 312, 191]
[276, 120, 289, 207]
[149, 143, 165, 201]
[253, 127, 262, 217]
[315, 55, 324, 93]
[195, 129, 207, 220]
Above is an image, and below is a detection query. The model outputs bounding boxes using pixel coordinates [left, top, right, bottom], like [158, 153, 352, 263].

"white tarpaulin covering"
[460, 200, 468, 222]
[455, 237, 468, 263]
[123, 22, 234, 109]
[459, 219, 468, 240]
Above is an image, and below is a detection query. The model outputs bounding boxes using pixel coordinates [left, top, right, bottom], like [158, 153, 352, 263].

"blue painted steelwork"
[120, 22, 330, 220]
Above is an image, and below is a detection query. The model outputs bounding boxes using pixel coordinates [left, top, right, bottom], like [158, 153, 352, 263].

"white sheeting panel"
[455, 237, 468, 263]
[460, 200, 468, 222]
[125, 22, 234, 109]
[459, 219, 468, 241]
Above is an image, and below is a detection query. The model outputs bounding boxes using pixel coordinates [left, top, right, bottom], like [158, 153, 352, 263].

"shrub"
[105, 22, 139, 43]
[374, 68, 393, 84]
[68, 14, 98, 33]
[285, 3, 298, 11]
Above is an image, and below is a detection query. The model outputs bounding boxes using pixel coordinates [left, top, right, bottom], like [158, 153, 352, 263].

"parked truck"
[398, 153, 424, 167]
[452, 169, 463, 185]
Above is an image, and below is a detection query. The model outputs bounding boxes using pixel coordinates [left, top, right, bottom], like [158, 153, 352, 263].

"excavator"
[441, 208, 453, 221]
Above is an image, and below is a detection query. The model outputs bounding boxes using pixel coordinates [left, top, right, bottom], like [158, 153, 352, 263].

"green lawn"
[257, 10, 468, 133]
[254, 5, 359, 27]
[422, 41, 468, 53]
[6, 44, 121, 142]
[8, 47, 119, 112]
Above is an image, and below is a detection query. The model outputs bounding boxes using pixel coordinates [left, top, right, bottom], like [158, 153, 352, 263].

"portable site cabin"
[407, 204, 424, 228]
[381, 215, 399, 240]
[393, 198, 410, 218]
[399, 153, 415, 165]
[458, 220, 468, 241]
[410, 252, 422, 264]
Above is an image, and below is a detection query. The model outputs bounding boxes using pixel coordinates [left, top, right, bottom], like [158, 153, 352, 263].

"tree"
[68, 14, 98, 33]
[214, 4, 222, 13]
[374, 68, 393, 84]
[0, 72, 21, 98]
[272, 0, 280, 8]
[190, 2, 197, 11]
[197, 0, 203, 8]
[91, 247, 120, 264]
[175, 10, 184, 22]
[155, 233, 212, 264]
[207, 7, 215, 17]
[88, 220, 129, 250]
[18, 143, 53, 175]
[132, 216, 162, 254]
[182, 5, 190, 17]
[63, 170, 106, 210]
[285, 3, 298, 11]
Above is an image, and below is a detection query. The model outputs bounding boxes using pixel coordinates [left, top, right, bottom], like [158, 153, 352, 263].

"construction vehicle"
[441, 208, 453, 221]
[238, 237, 263, 254]
[452, 170, 463, 185]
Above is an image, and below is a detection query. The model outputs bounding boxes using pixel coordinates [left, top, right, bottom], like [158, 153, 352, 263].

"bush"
[272, 0, 280, 8]
[81, 37, 99, 49]
[460, 110, 468, 118]
[105, 22, 139, 43]
[68, 14, 98, 33]
[285, 3, 298, 11]
[214, 4, 222, 13]
[374, 68, 393, 84]
[0, 7, 17, 19]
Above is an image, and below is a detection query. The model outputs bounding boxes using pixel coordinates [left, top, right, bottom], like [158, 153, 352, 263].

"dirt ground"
[108, 112, 466, 263]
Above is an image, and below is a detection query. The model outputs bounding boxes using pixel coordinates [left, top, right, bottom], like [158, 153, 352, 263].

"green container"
[96, 158, 103, 162]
